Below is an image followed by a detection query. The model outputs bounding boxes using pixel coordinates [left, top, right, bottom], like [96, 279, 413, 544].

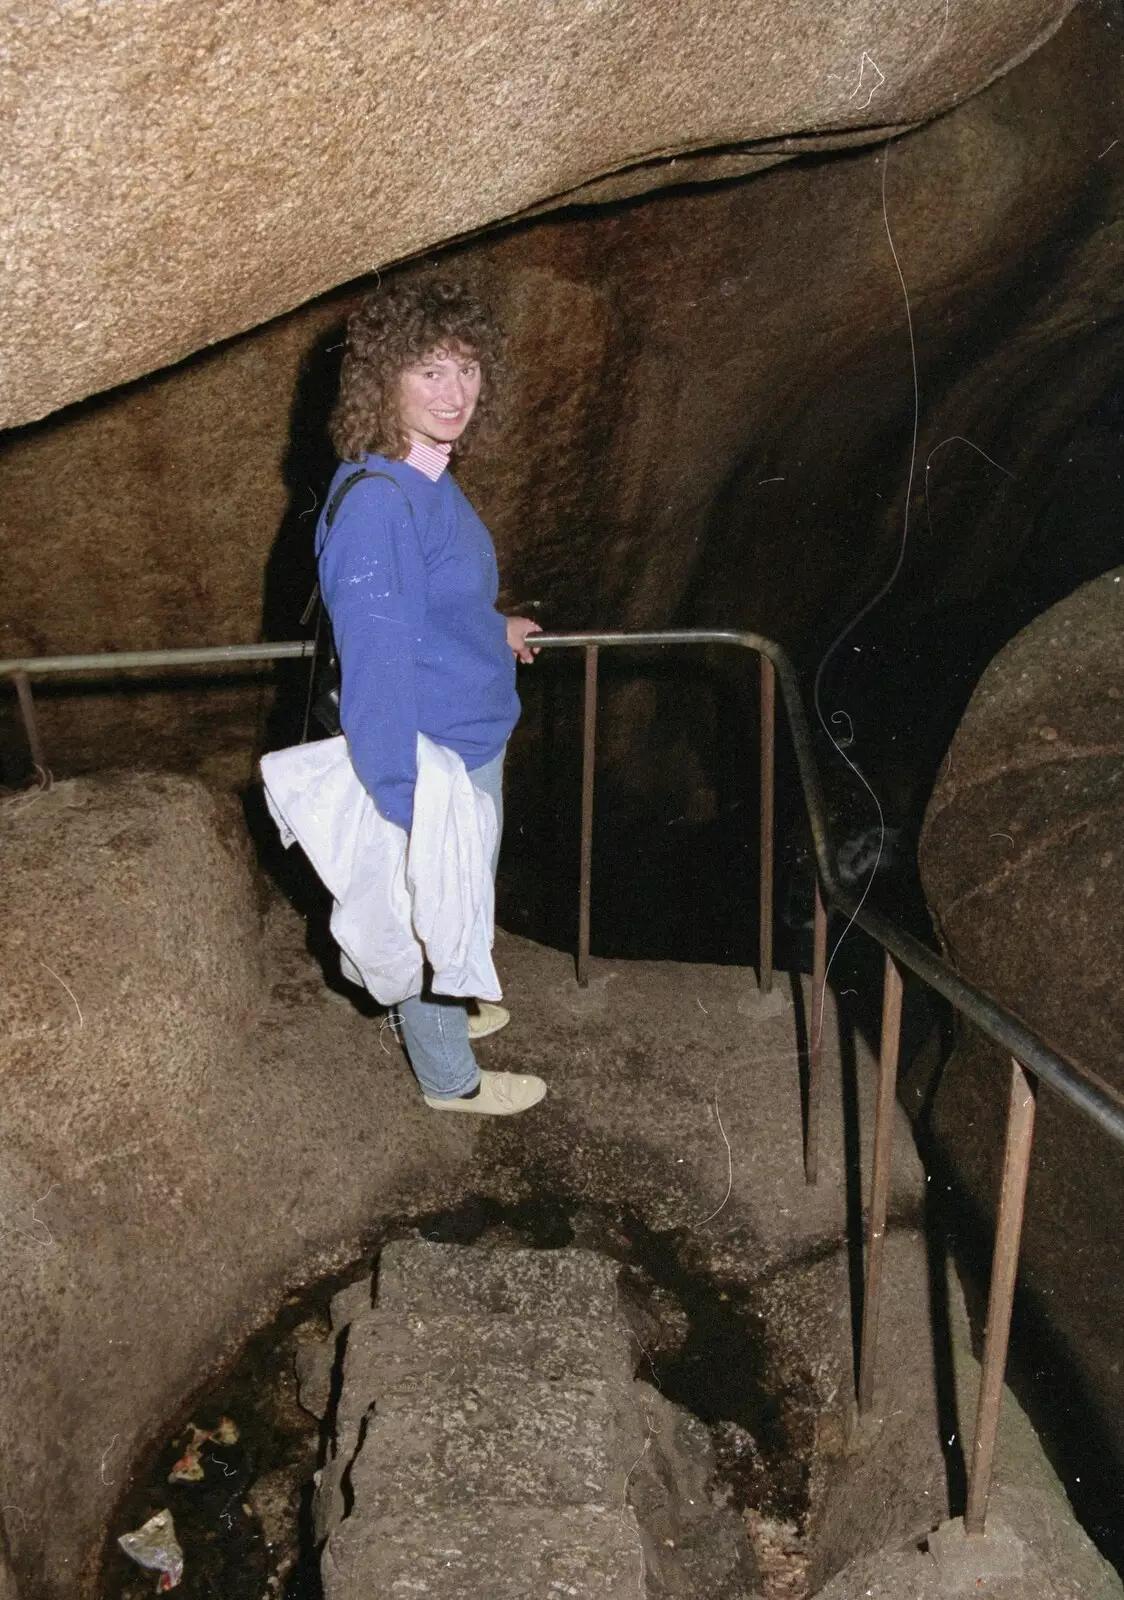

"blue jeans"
[396, 748, 504, 1098]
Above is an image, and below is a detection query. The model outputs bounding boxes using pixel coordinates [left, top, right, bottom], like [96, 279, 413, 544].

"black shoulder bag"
[300, 470, 414, 741]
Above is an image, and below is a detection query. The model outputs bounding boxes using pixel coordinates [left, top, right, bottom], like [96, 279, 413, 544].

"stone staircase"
[307, 1240, 758, 1598]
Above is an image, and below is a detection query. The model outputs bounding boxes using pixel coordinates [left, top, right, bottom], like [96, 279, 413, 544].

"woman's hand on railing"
[506, 616, 543, 664]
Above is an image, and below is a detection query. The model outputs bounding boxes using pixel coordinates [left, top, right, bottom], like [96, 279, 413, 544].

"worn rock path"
[304, 1241, 757, 1598]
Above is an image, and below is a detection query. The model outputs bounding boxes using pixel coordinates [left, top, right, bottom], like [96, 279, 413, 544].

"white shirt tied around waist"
[261, 733, 501, 1006]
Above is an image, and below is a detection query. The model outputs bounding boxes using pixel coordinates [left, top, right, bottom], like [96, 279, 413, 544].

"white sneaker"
[424, 1069, 546, 1116]
[466, 1001, 511, 1041]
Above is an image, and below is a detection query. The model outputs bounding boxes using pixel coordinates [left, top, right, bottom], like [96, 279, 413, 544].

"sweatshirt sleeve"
[317, 475, 427, 829]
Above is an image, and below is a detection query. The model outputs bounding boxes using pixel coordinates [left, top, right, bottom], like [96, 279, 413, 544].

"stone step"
[340, 1307, 635, 1397]
[322, 1502, 646, 1600]
[374, 1239, 622, 1322]
[345, 1370, 644, 1517]
[315, 1243, 667, 1594]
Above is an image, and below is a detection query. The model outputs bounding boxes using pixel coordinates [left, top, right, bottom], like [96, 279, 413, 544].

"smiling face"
[395, 344, 483, 450]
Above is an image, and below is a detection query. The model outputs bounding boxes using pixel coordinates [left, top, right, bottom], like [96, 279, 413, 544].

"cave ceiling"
[1, 0, 1080, 427]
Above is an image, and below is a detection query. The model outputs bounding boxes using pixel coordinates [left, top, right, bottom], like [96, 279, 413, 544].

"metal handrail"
[5, 626, 1120, 1539]
[4, 628, 1121, 1137]
[530, 631, 1124, 1143]
[0, 642, 312, 674]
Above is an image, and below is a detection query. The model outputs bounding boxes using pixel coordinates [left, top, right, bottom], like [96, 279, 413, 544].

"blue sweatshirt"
[315, 453, 519, 830]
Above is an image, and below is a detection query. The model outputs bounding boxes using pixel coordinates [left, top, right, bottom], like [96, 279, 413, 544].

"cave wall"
[2, 1, 1123, 823]
[1, 0, 1078, 427]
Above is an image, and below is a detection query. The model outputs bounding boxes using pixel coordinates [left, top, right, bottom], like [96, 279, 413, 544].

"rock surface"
[0, 775, 259, 1594]
[1, 0, 1076, 426]
[918, 567, 1124, 1550]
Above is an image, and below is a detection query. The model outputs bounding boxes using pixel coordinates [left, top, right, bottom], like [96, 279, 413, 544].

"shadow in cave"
[499, 643, 771, 968]
[835, 999, 867, 1399]
[800, 360, 1124, 862]
[924, 1189, 969, 1520]
[788, 969, 812, 1174]
[244, 306, 393, 999]
[258, 317, 350, 756]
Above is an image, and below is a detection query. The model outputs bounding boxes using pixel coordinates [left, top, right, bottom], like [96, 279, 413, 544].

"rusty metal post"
[576, 644, 599, 987]
[965, 1056, 1038, 1535]
[758, 654, 775, 994]
[806, 879, 828, 1185]
[12, 669, 47, 774]
[857, 951, 904, 1413]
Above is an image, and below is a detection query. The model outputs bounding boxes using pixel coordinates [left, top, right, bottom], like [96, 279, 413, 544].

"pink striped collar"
[404, 439, 452, 482]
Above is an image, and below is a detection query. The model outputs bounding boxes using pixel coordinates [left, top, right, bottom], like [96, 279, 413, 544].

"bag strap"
[299, 586, 330, 743]
[324, 467, 414, 537]
[303, 467, 417, 616]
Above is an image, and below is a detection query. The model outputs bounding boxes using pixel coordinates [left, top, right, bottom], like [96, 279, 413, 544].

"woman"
[316, 278, 545, 1115]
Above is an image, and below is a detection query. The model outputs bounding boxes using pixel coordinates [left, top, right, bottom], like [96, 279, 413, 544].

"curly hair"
[329, 278, 504, 463]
